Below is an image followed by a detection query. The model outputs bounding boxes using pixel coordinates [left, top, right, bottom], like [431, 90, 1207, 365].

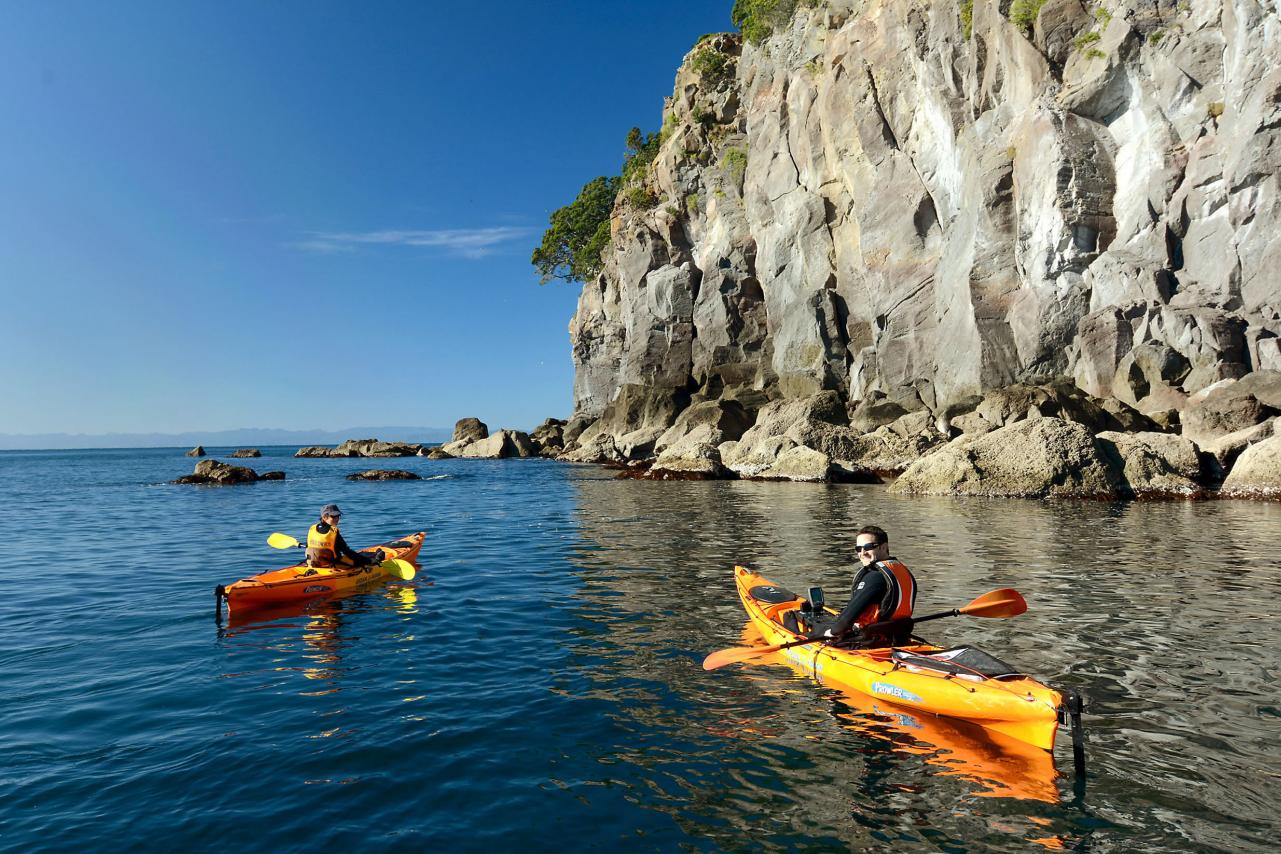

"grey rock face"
[296, 439, 423, 458]
[230, 448, 261, 458]
[1181, 383, 1277, 444]
[453, 418, 489, 444]
[186, 446, 205, 457]
[650, 424, 730, 478]
[444, 430, 536, 459]
[889, 418, 1122, 497]
[561, 2, 1281, 476]
[1095, 431, 1204, 497]
[530, 418, 567, 457]
[296, 445, 355, 458]
[1221, 434, 1281, 496]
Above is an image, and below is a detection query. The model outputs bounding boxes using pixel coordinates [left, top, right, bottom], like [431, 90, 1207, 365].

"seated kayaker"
[306, 504, 381, 569]
[810, 525, 917, 648]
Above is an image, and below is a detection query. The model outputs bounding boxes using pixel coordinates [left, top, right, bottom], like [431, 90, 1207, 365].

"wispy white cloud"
[290, 226, 533, 259]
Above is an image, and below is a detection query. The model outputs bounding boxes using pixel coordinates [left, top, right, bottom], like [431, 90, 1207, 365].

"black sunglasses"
[855, 541, 882, 552]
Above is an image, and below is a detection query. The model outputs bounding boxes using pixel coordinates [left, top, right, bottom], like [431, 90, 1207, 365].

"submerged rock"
[346, 469, 422, 481]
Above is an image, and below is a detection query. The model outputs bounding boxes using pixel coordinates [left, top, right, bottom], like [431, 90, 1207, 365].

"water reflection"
[218, 581, 421, 688]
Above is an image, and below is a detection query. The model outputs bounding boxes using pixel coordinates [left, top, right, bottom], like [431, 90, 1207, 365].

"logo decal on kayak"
[871, 682, 922, 703]
[303, 585, 332, 593]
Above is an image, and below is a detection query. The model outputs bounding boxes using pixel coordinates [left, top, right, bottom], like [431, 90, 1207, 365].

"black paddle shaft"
[771, 608, 956, 654]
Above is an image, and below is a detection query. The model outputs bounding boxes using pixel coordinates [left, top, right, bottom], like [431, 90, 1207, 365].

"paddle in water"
[702, 587, 1027, 671]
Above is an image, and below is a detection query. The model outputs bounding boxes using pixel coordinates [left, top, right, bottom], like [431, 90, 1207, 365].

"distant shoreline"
[0, 426, 454, 452]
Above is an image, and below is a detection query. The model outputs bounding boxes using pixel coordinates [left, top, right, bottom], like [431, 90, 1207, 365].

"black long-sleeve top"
[830, 563, 892, 637]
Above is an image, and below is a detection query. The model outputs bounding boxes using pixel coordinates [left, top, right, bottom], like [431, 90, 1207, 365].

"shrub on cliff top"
[532, 176, 619, 284]
[731, 0, 821, 45]
[1009, 0, 1048, 32]
[691, 44, 733, 84]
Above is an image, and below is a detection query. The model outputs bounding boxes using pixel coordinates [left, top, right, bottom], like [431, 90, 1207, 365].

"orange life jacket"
[306, 523, 338, 567]
[855, 559, 917, 628]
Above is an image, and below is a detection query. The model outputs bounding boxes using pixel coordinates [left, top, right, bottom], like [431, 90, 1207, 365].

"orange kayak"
[217, 531, 425, 614]
[732, 565, 1062, 751]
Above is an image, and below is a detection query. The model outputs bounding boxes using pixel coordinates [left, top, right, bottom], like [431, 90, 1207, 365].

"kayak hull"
[734, 564, 1061, 751]
[221, 531, 425, 613]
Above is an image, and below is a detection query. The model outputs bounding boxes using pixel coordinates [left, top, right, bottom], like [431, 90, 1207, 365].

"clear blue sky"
[0, 1, 732, 435]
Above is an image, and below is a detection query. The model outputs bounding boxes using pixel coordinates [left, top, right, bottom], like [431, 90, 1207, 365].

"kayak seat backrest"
[891, 647, 1025, 680]
[749, 584, 800, 605]
[383, 540, 414, 549]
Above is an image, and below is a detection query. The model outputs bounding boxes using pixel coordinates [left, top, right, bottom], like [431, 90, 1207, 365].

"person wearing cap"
[305, 504, 379, 569]
[811, 525, 918, 647]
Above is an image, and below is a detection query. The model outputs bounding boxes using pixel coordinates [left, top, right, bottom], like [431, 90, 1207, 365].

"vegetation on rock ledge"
[731, 0, 821, 45]
[531, 176, 619, 284]
[533, 123, 670, 284]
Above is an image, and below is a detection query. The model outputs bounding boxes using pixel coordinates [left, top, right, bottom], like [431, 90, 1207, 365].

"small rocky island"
[172, 459, 285, 485]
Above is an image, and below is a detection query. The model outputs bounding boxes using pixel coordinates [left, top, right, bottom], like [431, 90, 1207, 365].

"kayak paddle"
[268, 533, 416, 580]
[380, 558, 416, 581]
[267, 532, 302, 549]
[702, 587, 1027, 671]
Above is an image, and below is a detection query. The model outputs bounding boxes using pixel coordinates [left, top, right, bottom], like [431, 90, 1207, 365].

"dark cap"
[320, 503, 342, 518]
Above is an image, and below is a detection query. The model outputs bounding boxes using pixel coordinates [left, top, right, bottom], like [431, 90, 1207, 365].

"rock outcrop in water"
[433, 418, 539, 459]
[346, 469, 422, 481]
[172, 459, 285, 485]
[296, 438, 425, 458]
[554, 0, 1281, 496]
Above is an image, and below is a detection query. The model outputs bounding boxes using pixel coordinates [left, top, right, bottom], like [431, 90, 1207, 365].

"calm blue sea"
[3, 447, 1280, 851]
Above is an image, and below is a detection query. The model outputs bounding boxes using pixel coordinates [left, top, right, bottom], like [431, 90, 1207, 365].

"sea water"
[3, 447, 1280, 851]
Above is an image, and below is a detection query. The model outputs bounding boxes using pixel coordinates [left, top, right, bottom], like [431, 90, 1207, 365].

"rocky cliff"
[561, 0, 1281, 491]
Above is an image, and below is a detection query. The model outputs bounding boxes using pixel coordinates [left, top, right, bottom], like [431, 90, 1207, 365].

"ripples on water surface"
[2, 447, 1279, 851]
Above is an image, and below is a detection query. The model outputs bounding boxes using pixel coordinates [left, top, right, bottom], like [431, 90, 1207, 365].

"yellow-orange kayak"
[732, 564, 1062, 751]
[217, 531, 425, 614]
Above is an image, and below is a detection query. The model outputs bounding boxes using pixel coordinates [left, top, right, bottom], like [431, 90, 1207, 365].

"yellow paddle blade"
[958, 587, 1027, 618]
[381, 558, 416, 581]
[267, 532, 300, 549]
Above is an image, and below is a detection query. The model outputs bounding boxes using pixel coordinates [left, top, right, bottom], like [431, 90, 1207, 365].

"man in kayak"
[812, 525, 918, 647]
[306, 504, 381, 569]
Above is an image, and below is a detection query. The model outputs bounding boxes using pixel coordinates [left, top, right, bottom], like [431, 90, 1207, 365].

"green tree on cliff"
[533, 124, 667, 284]
[531, 175, 619, 284]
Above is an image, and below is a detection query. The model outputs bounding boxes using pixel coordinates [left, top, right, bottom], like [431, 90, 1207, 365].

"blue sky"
[0, 1, 731, 436]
